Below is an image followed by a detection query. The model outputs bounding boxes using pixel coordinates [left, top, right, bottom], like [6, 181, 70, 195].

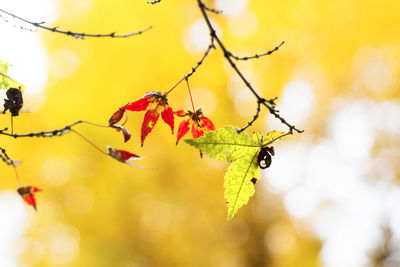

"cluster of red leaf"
[109, 91, 215, 152]
[123, 91, 174, 146]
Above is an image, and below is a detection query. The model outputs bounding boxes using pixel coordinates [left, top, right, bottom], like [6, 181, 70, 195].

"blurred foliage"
[0, 59, 25, 90]
[1, 0, 399, 266]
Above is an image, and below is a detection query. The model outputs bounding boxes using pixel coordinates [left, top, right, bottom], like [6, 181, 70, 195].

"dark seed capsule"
[3, 87, 23, 116]
[258, 146, 273, 169]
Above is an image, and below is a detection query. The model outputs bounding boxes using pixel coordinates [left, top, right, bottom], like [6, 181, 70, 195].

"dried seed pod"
[17, 186, 41, 210]
[257, 146, 274, 169]
[3, 87, 23, 116]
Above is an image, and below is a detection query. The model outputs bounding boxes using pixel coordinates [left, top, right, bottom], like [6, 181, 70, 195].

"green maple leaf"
[0, 59, 26, 91]
[184, 125, 285, 220]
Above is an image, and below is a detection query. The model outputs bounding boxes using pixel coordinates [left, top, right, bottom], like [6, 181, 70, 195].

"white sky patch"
[329, 100, 375, 161]
[267, 79, 315, 131]
[372, 100, 400, 133]
[215, 0, 247, 17]
[0, 0, 59, 110]
[264, 96, 400, 267]
[183, 19, 221, 53]
[0, 191, 29, 267]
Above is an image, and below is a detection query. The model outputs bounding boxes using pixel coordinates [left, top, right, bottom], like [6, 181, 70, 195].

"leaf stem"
[186, 79, 196, 113]
[164, 76, 185, 96]
[13, 166, 21, 187]
[70, 129, 108, 155]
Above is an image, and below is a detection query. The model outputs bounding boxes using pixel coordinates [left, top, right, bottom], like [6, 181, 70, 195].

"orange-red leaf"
[175, 109, 216, 148]
[141, 109, 160, 146]
[124, 95, 151, 111]
[192, 121, 205, 138]
[161, 106, 174, 134]
[200, 115, 215, 131]
[176, 119, 190, 145]
[107, 146, 147, 168]
[17, 186, 41, 210]
[175, 110, 186, 117]
[107, 146, 141, 161]
[124, 91, 175, 146]
[109, 108, 125, 126]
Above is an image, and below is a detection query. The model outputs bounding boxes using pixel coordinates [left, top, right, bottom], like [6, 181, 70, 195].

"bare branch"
[0, 8, 152, 39]
[0, 120, 83, 138]
[196, 0, 303, 134]
[147, 0, 161, 4]
[0, 147, 18, 166]
[236, 101, 262, 134]
[184, 38, 215, 80]
[204, 5, 223, 14]
[230, 41, 285, 61]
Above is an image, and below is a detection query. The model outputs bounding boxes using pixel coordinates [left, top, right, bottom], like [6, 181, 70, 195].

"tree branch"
[0, 147, 19, 166]
[196, 0, 303, 134]
[0, 8, 152, 39]
[184, 38, 215, 80]
[230, 41, 285, 61]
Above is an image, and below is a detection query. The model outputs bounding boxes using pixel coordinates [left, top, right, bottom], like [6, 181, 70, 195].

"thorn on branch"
[0, 147, 20, 167]
[0, 8, 152, 39]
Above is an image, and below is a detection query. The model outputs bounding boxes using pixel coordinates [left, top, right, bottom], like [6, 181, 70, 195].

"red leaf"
[107, 146, 147, 168]
[176, 119, 190, 145]
[124, 92, 175, 146]
[112, 125, 132, 142]
[192, 121, 205, 138]
[109, 108, 125, 126]
[161, 106, 174, 134]
[124, 96, 151, 111]
[107, 146, 141, 161]
[175, 109, 216, 146]
[200, 115, 215, 131]
[17, 186, 41, 210]
[141, 109, 160, 146]
[175, 110, 186, 117]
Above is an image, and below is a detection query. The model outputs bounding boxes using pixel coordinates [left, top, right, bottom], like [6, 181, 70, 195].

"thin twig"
[196, 0, 303, 134]
[147, 0, 161, 4]
[184, 38, 215, 80]
[236, 100, 262, 134]
[230, 41, 285, 61]
[0, 120, 83, 138]
[0, 147, 18, 166]
[0, 8, 152, 39]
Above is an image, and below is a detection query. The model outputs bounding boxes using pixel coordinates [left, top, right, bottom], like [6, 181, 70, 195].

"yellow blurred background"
[1, 0, 400, 266]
